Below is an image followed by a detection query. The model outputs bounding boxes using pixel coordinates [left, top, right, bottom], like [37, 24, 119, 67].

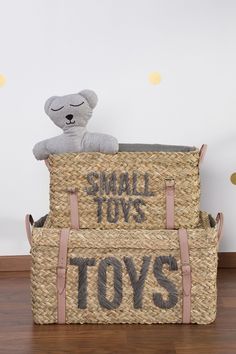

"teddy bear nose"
[66, 114, 73, 121]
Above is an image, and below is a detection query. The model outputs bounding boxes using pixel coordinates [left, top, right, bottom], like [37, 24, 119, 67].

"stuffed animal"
[33, 90, 119, 160]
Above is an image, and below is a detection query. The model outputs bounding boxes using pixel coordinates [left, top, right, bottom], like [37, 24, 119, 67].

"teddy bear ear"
[79, 90, 98, 109]
[44, 96, 57, 114]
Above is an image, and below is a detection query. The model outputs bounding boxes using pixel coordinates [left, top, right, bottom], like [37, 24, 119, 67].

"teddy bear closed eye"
[33, 90, 119, 160]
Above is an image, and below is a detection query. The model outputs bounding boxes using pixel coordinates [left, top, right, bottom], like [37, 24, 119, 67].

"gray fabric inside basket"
[34, 214, 48, 228]
[119, 143, 196, 152]
[208, 214, 216, 228]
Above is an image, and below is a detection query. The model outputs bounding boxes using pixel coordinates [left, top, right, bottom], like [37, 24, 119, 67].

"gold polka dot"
[230, 173, 236, 185]
[148, 72, 161, 85]
[0, 74, 6, 87]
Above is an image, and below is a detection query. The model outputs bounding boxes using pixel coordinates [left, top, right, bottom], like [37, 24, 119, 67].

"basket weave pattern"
[48, 150, 200, 229]
[31, 212, 218, 325]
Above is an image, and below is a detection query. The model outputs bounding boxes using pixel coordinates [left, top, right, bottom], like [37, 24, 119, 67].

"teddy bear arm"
[33, 139, 51, 160]
[83, 132, 118, 154]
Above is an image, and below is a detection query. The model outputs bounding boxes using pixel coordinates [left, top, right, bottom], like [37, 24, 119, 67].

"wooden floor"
[0, 269, 236, 354]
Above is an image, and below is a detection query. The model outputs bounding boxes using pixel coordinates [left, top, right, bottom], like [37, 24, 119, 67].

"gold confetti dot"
[148, 72, 161, 85]
[230, 173, 236, 185]
[0, 74, 6, 87]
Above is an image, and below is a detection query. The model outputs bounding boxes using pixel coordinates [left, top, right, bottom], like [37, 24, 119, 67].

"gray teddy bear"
[33, 90, 119, 160]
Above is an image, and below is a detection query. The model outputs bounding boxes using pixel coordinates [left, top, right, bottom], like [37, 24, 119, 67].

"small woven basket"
[27, 211, 222, 325]
[46, 144, 206, 230]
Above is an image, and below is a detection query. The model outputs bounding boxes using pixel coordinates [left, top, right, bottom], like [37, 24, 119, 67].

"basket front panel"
[49, 151, 200, 229]
[31, 225, 218, 324]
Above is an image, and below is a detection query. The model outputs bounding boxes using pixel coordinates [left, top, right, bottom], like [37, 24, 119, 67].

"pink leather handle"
[25, 214, 34, 247]
[178, 228, 191, 324]
[216, 212, 224, 243]
[199, 144, 207, 165]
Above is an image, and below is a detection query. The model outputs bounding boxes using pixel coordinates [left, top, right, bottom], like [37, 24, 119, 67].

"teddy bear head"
[44, 90, 98, 131]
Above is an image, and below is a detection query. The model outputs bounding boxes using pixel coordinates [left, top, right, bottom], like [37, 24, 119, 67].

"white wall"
[0, 0, 236, 255]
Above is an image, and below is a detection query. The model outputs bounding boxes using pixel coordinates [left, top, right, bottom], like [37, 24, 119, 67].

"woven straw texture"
[47, 149, 201, 230]
[31, 212, 218, 325]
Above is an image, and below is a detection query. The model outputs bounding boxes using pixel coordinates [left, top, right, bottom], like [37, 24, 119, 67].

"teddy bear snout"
[66, 114, 74, 121]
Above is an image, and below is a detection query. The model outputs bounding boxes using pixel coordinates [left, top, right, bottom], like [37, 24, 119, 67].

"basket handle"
[216, 212, 224, 243]
[25, 214, 34, 247]
[199, 144, 207, 165]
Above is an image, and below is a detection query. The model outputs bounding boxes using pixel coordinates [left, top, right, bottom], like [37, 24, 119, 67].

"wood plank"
[0, 253, 235, 271]
[218, 252, 236, 268]
[0, 255, 31, 271]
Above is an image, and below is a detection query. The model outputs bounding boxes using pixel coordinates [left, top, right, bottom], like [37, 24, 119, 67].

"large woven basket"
[46, 144, 207, 230]
[26, 211, 222, 325]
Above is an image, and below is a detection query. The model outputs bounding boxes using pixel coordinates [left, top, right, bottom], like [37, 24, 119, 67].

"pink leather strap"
[57, 228, 70, 324]
[199, 144, 207, 165]
[67, 187, 80, 229]
[25, 214, 34, 247]
[178, 229, 191, 324]
[216, 212, 224, 243]
[165, 179, 175, 229]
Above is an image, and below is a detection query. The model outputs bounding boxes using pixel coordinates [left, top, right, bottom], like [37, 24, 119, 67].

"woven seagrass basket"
[26, 211, 223, 325]
[46, 144, 207, 230]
